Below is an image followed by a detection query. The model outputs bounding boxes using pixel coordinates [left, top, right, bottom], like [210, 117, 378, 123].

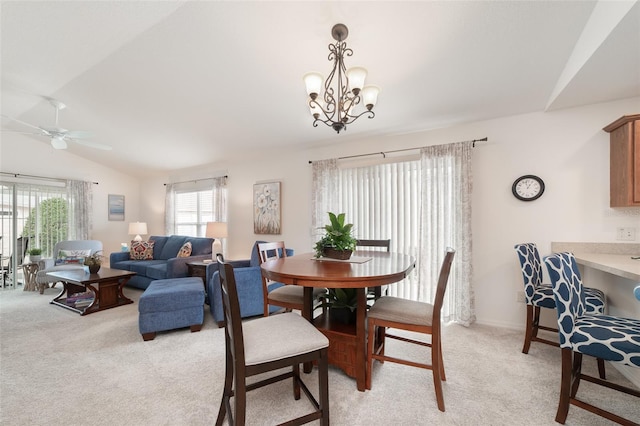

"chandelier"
[304, 24, 380, 134]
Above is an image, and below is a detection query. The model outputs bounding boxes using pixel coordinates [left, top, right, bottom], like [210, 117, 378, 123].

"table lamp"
[129, 222, 148, 242]
[206, 221, 228, 259]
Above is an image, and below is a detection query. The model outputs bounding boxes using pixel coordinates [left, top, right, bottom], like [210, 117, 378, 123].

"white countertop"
[573, 253, 640, 282]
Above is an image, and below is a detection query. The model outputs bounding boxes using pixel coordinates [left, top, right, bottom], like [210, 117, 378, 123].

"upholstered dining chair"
[513, 243, 607, 379]
[215, 254, 330, 426]
[257, 241, 326, 317]
[366, 247, 455, 412]
[544, 252, 640, 425]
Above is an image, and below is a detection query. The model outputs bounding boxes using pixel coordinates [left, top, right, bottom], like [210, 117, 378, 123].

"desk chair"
[257, 241, 326, 317]
[544, 252, 640, 425]
[215, 254, 330, 426]
[366, 247, 455, 412]
[514, 243, 607, 379]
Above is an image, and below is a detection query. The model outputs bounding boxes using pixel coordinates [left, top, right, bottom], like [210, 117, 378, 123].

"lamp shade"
[128, 222, 148, 242]
[346, 67, 367, 92]
[361, 85, 380, 109]
[206, 222, 228, 238]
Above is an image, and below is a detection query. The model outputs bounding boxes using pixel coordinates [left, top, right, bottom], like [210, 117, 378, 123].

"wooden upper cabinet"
[603, 114, 640, 207]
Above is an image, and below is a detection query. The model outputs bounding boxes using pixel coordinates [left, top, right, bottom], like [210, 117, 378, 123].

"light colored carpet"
[1, 286, 638, 425]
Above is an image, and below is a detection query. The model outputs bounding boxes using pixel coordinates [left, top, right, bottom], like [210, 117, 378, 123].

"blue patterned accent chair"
[544, 252, 640, 425]
[514, 243, 606, 353]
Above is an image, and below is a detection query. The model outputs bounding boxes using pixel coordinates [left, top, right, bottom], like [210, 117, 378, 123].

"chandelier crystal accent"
[304, 24, 380, 134]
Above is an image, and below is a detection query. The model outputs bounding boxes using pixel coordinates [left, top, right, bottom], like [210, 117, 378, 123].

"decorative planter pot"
[29, 255, 41, 263]
[322, 248, 353, 260]
[329, 307, 357, 325]
[88, 264, 101, 274]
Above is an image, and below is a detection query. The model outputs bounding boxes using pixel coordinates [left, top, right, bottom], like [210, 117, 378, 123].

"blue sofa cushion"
[185, 237, 213, 256]
[150, 236, 168, 259]
[146, 263, 169, 280]
[159, 236, 187, 260]
[127, 260, 165, 276]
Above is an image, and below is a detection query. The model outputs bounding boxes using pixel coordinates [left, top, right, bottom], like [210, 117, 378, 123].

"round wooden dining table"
[260, 250, 416, 391]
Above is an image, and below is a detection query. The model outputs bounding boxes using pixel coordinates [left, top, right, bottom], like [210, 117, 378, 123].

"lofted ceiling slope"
[1, 1, 639, 177]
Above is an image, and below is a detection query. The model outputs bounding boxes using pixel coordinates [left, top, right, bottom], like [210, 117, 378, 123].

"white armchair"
[35, 240, 102, 293]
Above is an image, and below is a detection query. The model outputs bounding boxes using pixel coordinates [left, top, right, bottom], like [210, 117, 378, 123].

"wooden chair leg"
[293, 363, 301, 400]
[366, 319, 376, 390]
[597, 357, 606, 380]
[439, 339, 446, 381]
[555, 349, 573, 424]
[522, 304, 534, 354]
[570, 353, 582, 398]
[432, 334, 445, 412]
[319, 348, 330, 426]
[216, 344, 234, 426]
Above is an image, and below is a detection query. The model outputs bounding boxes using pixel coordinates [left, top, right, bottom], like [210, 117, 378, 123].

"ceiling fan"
[1, 99, 112, 150]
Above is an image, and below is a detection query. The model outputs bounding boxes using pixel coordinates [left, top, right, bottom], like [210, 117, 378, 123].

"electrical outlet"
[616, 227, 636, 241]
[516, 291, 526, 303]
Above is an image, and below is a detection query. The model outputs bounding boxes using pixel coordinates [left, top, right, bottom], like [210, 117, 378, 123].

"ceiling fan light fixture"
[51, 136, 67, 149]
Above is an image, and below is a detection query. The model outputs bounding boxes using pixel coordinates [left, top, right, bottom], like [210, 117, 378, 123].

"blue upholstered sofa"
[206, 241, 291, 327]
[110, 235, 214, 290]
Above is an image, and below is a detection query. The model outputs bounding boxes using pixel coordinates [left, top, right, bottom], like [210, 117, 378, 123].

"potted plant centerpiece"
[28, 248, 42, 263]
[84, 251, 103, 274]
[314, 212, 357, 260]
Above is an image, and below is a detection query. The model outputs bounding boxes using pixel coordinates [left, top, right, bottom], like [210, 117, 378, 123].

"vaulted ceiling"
[2, 1, 639, 177]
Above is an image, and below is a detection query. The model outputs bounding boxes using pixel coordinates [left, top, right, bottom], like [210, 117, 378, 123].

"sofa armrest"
[110, 251, 130, 264]
[37, 258, 55, 270]
[209, 266, 265, 324]
[166, 254, 213, 278]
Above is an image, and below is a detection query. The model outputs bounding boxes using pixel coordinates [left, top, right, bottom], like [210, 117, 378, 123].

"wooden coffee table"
[47, 267, 135, 315]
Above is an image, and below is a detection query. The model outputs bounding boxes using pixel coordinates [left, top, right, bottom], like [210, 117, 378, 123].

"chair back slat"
[356, 239, 391, 252]
[432, 248, 456, 321]
[514, 243, 543, 304]
[257, 241, 287, 263]
[217, 254, 245, 366]
[544, 252, 586, 348]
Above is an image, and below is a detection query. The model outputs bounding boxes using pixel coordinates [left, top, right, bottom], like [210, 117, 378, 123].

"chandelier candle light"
[304, 24, 380, 133]
[128, 222, 148, 242]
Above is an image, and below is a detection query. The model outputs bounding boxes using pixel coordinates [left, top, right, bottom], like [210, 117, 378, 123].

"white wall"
[0, 134, 140, 258]
[143, 97, 640, 329]
[4, 96, 639, 329]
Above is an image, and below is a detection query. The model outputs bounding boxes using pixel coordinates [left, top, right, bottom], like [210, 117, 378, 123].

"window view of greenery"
[22, 197, 69, 256]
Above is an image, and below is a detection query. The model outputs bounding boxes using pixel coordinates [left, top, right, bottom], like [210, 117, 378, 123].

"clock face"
[512, 175, 545, 201]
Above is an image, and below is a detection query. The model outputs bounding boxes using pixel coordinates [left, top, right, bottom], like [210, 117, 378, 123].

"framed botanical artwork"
[108, 194, 125, 221]
[254, 181, 281, 234]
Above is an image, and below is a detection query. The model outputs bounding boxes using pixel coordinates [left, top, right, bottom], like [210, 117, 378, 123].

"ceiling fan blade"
[0, 130, 42, 136]
[69, 138, 112, 151]
[64, 130, 93, 139]
[1, 114, 48, 134]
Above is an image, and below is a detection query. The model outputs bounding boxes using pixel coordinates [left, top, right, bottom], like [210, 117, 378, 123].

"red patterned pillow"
[130, 240, 154, 260]
[177, 241, 192, 258]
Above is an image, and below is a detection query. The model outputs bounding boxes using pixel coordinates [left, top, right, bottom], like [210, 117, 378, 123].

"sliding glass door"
[0, 181, 69, 289]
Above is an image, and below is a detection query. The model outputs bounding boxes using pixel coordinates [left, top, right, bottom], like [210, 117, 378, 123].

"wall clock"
[512, 175, 545, 201]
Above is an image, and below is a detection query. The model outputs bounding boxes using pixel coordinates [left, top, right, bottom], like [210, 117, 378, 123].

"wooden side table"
[187, 261, 211, 304]
[22, 263, 39, 292]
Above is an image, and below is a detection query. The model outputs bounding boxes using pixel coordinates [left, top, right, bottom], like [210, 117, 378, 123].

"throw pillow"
[130, 240, 155, 260]
[55, 249, 92, 266]
[177, 241, 192, 258]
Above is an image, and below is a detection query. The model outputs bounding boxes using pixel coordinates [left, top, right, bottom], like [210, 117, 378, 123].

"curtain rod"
[0, 172, 98, 184]
[308, 137, 487, 164]
[164, 175, 228, 186]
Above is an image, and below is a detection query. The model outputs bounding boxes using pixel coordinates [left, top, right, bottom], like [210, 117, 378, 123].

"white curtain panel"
[311, 141, 475, 326]
[420, 141, 475, 326]
[311, 159, 339, 238]
[66, 180, 93, 240]
[164, 183, 175, 235]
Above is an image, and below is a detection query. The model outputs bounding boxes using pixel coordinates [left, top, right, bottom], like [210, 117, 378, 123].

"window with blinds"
[173, 189, 214, 237]
[338, 160, 422, 299]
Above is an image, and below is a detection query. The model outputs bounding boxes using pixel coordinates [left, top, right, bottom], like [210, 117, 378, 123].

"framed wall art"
[108, 194, 125, 221]
[253, 181, 281, 234]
